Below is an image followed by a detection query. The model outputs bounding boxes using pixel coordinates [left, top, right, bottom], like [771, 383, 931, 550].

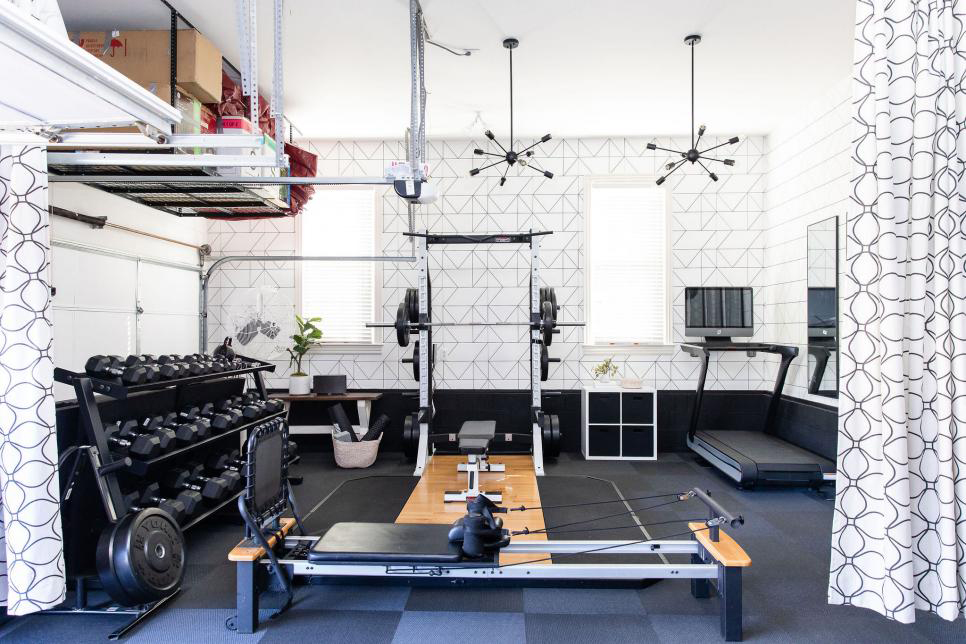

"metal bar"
[169, 8, 177, 107]
[272, 0, 285, 168]
[47, 153, 280, 168]
[48, 175, 394, 185]
[50, 207, 207, 253]
[282, 561, 719, 580]
[367, 321, 585, 328]
[502, 539, 700, 555]
[51, 239, 202, 273]
[47, 133, 266, 148]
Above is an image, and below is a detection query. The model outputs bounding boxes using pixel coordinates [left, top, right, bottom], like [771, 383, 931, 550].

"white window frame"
[295, 185, 383, 353]
[583, 175, 673, 355]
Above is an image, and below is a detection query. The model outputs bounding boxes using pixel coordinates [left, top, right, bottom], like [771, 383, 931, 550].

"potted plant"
[285, 315, 322, 395]
[592, 357, 619, 384]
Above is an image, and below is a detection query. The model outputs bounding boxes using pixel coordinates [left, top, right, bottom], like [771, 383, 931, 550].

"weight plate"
[541, 300, 554, 346]
[98, 509, 184, 606]
[548, 287, 558, 322]
[548, 414, 561, 458]
[396, 302, 410, 347]
[406, 288, 418, 323]
[403, 413, 419, 459]
[411, 342, 436, 381]
[540, 342, 549, 382]
[96, 520, 137, 606]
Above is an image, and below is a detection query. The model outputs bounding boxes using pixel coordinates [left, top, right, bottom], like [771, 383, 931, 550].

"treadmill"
[681, 341, 835, 487]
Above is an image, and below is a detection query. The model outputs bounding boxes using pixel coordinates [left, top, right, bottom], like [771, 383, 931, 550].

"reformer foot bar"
[229, 488, 751, 641]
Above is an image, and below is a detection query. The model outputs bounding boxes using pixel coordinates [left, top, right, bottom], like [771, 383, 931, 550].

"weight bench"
[444, 420, 503, 503]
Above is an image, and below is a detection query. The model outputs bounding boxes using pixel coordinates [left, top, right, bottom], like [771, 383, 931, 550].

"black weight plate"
[396, 302, 410, 347]
[112, 509, 185, 604]
[548, 287, 558, 322]
[96, 520, 137, 606]
[403, 413, 418, 459]
[539, 286, 547, 312]
[410, 342, 436, 381]
[541, 301, 554, 346]
[540, 342, 549, 382]
[406, 288, 418, 323]
[548, 414, 561, 458]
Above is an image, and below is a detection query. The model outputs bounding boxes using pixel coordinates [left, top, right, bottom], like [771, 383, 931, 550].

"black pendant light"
[470, 38, 553, 186]
[648, 35, 739, 186]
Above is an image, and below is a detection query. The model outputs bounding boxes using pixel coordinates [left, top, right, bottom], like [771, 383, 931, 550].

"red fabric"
[285, 142, 318, 215]
[211, 71, 275, 139]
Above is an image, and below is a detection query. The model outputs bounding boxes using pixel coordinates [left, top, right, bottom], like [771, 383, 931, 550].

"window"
[298, 188, 378, 344]
[585, 178, 670, 346]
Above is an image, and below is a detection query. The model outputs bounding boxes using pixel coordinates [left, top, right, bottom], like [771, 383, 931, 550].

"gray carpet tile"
[405, 587, 525, 613]
[1, 448, 962, 643]
[524, 612, 660, 644]
[392, 611, 526, 644]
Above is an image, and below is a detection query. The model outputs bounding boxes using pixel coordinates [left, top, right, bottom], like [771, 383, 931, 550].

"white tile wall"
[205, 134, 770, 391]
[762, 76, 851, 402]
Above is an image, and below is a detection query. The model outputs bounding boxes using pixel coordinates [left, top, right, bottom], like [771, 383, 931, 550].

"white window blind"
[587, 180, 669, 345]
[299, 188, 376, 344]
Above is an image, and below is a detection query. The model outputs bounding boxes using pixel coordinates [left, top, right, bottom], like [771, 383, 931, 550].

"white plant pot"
[288, 374, 311, 395]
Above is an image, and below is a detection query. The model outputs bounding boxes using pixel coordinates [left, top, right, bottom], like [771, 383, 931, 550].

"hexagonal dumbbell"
[160, 412, 200, 446]
[123, 484, 187, 523]
[162, 464, 228, 502]
[196, 457, 242, 492]
[177, 406, 212, 441]
[121, 417, 176, 453]
[198, 402, 233, 432]
[143, 482, 202, 520]
[103, 421, 161, 459]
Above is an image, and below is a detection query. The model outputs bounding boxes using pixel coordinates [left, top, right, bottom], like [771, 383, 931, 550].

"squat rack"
[371, 230, 568, 477]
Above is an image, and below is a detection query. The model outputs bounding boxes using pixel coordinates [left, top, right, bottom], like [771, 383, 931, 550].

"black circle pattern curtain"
[0, 144, 65, 613]
[831, 0, 966, 622]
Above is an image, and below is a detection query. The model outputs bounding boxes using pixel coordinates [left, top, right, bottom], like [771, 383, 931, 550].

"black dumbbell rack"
[53, 355, 277, 528]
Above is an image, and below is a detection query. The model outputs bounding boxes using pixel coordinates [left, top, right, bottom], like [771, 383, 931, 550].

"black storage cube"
[622, 392, 654, 424]
[622, 426, 655, 458]
[588, 393, 620, 423]
[588, 425, 621, 457]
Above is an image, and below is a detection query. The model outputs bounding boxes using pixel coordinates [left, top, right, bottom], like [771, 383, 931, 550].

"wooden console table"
[275, 392, 383, 436]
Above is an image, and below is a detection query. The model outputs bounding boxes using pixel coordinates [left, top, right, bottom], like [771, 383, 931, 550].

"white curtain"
[831, 0, 966, 623]
[0, 143, 64, 614]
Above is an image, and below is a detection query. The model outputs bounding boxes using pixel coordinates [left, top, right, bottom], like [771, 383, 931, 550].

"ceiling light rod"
[647, 34, 739, 186]
[469, 38, 553, 186]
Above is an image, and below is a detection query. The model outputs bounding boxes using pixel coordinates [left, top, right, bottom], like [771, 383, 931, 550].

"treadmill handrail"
[680, 342, 799, 441]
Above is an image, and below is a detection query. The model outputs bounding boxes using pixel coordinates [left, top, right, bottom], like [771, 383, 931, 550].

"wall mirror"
[806, 216, 838, 398]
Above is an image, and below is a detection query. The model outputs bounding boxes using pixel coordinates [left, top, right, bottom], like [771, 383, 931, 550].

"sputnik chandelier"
[648, 35, 739, 185]
[470, 38, 553, 186]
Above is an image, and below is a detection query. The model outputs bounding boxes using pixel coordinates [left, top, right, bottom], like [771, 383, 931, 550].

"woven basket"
[332, 428, 381, 468]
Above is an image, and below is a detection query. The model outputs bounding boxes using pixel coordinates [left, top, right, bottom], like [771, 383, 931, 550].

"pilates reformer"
[229, 421, 752, 641]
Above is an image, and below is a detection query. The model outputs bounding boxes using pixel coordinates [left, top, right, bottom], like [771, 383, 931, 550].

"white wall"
[762, 76, 851, 403]
[50, 183, 206, 400]
[205, 135, 769, 392]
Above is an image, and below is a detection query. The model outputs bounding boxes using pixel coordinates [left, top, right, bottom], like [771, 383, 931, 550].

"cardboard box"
[71, 29, 222, 103]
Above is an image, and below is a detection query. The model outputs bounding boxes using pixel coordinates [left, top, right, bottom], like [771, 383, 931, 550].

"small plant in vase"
[285, 315, 322, 395]
[592, 357, 619, 384]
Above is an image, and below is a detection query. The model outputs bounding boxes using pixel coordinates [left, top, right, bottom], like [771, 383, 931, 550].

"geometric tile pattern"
[207, 135, 768, 391]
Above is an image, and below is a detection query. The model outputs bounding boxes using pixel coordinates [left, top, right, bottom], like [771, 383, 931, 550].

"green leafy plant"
[285, 315, 322, 376]
[592, 357, 619, 379]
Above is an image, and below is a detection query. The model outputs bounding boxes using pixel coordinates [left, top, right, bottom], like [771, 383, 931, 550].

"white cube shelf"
[581, 385, 657, 460]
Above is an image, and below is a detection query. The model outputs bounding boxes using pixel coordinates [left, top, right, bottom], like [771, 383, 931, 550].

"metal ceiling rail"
[199, 253, 417, 350]
[47, 133, 267, 148]
[48, 175, 394, 185]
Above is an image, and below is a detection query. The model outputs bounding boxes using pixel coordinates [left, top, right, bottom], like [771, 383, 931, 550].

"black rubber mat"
[301, 475, 419, 535]
[536, 475, 693, 565]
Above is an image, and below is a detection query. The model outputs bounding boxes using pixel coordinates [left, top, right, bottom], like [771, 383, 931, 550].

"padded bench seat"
[458, 420, 497, 455]
[308, 522, 496, 566]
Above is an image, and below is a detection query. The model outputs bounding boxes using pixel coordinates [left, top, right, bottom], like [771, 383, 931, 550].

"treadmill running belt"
[694, 430, 834, 485]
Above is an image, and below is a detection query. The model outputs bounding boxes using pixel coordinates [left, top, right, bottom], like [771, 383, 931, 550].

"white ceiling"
[58, 0, 855, 140]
